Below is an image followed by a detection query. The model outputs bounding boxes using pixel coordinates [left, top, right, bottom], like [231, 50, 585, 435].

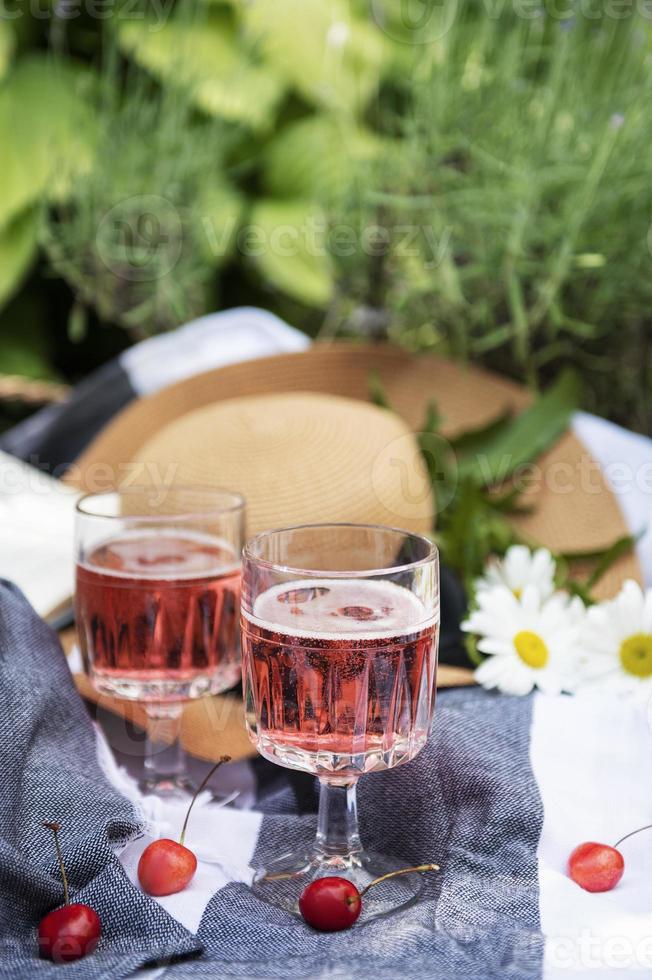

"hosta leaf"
[0, 208, 39, 312]
[240, 0, 384, 113]
[248, 199, 334, 307]
[196, 181, 243, 264]
[0, 21, 14, 82]
[118, 17, 285, 129]
[262, 114, 381, 200]
[0, 57, 96, 231]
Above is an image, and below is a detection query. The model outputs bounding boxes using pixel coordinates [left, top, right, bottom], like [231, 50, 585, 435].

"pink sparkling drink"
[241, 578, 438, 778]
[76, 530, 241, 701]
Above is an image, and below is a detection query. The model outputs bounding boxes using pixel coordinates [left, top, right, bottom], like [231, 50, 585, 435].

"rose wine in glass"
[243, 579, 437, 774]
[241, 523, 439, 918]
[75, 488, 245, 799]
[76, 531, 241, 700]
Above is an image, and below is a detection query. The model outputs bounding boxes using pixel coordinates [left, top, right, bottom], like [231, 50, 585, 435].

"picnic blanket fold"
[0, 581, 202, 977]
[167, 688, 544, 980]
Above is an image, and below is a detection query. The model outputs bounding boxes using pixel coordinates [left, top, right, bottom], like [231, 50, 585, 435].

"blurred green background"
[0, 0, 650, 434]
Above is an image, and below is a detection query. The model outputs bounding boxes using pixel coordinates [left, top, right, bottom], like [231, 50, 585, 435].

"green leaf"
[118, 16, 286, 130]
[0, 208, 38, 312]
[240, 0, 385, 114]
[489, 484, 532, 515]
[67, 301, 88, 343]
[262, 115, 381, 200]
[196, 181, 244, 265]
[449, 408, 514, 454]
[464, 633, 484, 668]
[459, 369, 581, 487]
[0, 56, 97, 231]
[436, 477, 489, 581]
[558, 532, 641, 563]
[368, 369, 391, 409]
[584, 533, 639, 591]
[0, 21, 15, 82]
[248, 199, 334, 307]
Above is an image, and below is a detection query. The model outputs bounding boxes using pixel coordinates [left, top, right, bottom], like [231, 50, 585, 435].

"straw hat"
[64, 343, 641, 762]
[69, 342, 640, 594]
[128, 391, 434, 535]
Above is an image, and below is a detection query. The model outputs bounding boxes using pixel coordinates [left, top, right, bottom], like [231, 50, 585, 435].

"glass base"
[251, 847, 423, 922]
[89, 664, 241, 701]
[139, 771, 194, 802]
[139, 772, 240, 805]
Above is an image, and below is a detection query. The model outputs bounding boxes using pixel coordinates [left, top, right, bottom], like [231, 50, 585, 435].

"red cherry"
[138, 839, 198, 896]
[298, 863, 440, 931]
[568, 842, 625, 892]
[38, 821, 101, 962]
[38, 903, 101, 962]
[137, 755, 230, 897]
[299, 877, 362, 931]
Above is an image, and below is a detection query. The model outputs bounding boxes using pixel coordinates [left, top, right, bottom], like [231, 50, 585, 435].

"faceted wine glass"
[75, 486, 245, 799]
[241, 523, 439, 917]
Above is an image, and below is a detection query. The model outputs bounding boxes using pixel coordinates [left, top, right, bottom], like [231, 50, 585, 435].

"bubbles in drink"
[276, 586, 330, 604]
[251, 578, 434, 639]
[87, 529, 238, 578]
[241, 578, 438, 777]
[76, 532, 241, 701]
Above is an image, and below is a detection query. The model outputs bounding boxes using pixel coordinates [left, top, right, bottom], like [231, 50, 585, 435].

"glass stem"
[142, 703, 186, 789]
[315, 778, 361, 858]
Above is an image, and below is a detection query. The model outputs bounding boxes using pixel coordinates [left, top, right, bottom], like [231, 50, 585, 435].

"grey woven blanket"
[0, 581, 201, 977]
[0, 580, 544, 979]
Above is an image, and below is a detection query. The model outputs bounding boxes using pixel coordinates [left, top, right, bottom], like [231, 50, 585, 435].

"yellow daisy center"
[513, 587, 522, 599]
[514, 630, 549, 669]
[619, 633, 652, 678]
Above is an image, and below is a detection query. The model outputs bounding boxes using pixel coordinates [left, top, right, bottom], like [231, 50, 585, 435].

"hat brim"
[69, 342, 640, 596]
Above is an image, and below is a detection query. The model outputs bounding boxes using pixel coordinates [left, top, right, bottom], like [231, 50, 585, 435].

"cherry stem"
[614, 823, 652, 850]
[179, 755, 231, 847]
[43, 822, 69, 906]
[358, 863, 440, 898]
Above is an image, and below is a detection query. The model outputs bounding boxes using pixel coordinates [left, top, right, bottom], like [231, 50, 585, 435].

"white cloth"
[95, 727, 262, 940]
[531, 693, 652, 978]
[572, 413, 652, 587]
[120, 306, 310, 397]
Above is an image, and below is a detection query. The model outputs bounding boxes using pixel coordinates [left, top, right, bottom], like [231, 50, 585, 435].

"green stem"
[358, 863, 439, 898]
[179, 756, 230, 847]
[614, 824, 652, 850]
[43, 822, 69, 906]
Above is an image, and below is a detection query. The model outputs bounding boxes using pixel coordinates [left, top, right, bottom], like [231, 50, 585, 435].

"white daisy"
[577, 579, 652, 699]
[476, 545, 556, 601]
[462, 583, 584, 696]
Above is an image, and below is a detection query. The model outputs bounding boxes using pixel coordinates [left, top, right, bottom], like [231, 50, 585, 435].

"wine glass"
[241, 522, 439, 917]
[75, 486, 245, 799]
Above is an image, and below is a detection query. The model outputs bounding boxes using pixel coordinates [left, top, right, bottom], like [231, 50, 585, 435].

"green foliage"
[261, 115, 380, 201]
[239, 0, 385, 114]
[0, 209, 39, 313]
[0, 21, 14, 81]
[0, 56, 96, 231]
[117, 12, 286, 130]
[248, 200, 334, 307]
[372, 371, 631, 601]
[0, 308, 55, 381]
[458, 369, 580, 485]
[0, 1, 649, 438]
[42, 70, 231, 337]
[332, 7, 652, 432]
